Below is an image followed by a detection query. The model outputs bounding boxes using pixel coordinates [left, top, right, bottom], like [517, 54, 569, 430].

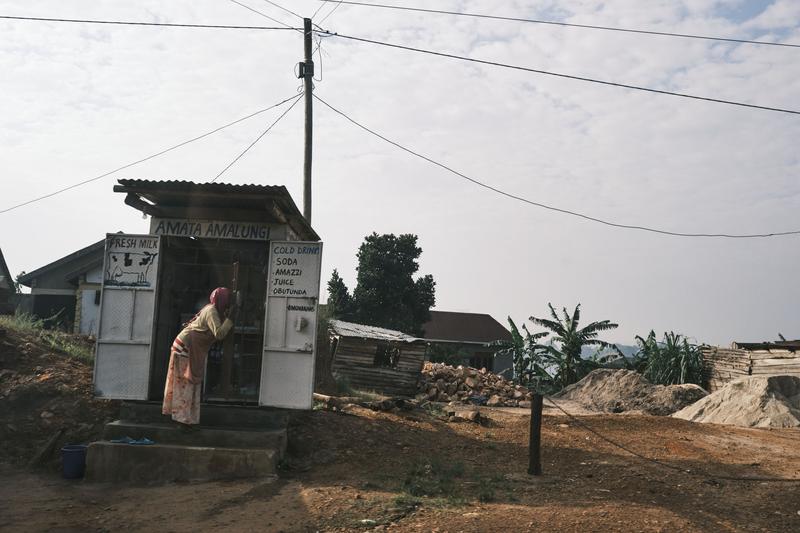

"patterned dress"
[162, 304, 233, 425]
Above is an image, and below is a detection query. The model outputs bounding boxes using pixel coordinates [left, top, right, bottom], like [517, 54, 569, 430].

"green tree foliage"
[489, 317, 550, 389]
[326, 269, 354, 320]
[325, 233, 436, 335]
[530, 303, 619, 389]
[633, 331, 703, 385]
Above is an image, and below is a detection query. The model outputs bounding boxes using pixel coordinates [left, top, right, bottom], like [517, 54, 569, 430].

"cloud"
[0, 0, 798, 345]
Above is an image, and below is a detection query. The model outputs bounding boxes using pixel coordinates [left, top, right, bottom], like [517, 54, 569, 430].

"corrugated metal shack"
[329, 320, 428, 397]
[702, 341, 800, 391]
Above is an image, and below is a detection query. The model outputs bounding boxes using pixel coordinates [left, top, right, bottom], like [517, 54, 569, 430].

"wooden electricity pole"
[528, 393, 543, 475]
[302, 17, 314, 224]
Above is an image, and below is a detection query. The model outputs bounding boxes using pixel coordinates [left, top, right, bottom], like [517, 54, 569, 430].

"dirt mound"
[417, 362, 533, 407]
[556, 369, 707, 415]
[673, 375, 800, 428]
[0, 327, 118, 468]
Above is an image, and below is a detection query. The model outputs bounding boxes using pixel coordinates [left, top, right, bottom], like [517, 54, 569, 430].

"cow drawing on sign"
[105, 252, 158, 287]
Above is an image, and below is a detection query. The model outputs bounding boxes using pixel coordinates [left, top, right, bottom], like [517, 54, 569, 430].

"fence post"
[528, 393, 543, 475]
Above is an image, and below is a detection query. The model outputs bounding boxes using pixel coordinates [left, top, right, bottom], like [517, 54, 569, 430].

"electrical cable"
[315, 31, 800, 116]
[260, 0, 303, 21]
[318, 0, 345, 26]
[0, 14, 295, 30]
[314, 94, 800, 239]
[315, 0, 800, 49]
[0, 94, 302, 215]
[543, 395, 800, 483]
[210, 93, 303, 182]
[228, 0, 301, 32]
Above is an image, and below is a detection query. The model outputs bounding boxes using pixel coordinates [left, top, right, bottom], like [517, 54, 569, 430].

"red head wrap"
[210, 287, 232, 314]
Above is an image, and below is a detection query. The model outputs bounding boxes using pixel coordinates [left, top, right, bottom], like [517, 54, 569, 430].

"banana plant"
[529, 303, 620, 389]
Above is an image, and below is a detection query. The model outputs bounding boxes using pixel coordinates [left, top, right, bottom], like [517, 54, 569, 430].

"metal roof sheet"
[329, 320, 425, 343]
[114, 179, 319, 241]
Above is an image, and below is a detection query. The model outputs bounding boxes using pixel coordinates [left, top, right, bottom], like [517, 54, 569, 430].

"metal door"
[93, 233, 161, 399]
[259, 241, 323, 409]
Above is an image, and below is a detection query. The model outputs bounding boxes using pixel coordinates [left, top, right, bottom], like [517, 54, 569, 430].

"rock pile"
[556, 369, 708, 416]
[673, 375, 800, 428]
[416, 362, 534, 408]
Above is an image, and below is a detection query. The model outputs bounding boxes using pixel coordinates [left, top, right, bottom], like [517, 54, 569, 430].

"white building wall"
[79, 289, 100, 336]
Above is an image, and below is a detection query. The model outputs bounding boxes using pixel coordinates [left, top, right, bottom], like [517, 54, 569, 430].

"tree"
[326, 233, 436, 335]
[326, 269, 354, 320]
[530, 303, 619, 389]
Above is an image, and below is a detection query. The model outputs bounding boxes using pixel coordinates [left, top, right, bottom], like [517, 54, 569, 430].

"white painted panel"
[94, 343, 151, 400]
[98, 290, 134, 340]
[94, 234, 160, 400]
[259, 241, 322, 409]
[259, 352, 315, 409]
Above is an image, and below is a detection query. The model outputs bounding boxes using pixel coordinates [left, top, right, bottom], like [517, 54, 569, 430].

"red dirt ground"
[1, 326, 799, 532]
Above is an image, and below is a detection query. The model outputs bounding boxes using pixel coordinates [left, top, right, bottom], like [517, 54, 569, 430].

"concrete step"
[119, 401, 289, 429]
[86, 441, 278, 484]
[102, 421, 287, 453]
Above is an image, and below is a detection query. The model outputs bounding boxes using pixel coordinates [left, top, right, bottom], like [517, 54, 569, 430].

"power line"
[0, 14, 294, 31]
[228, 0, 301, 31]
[318, 1, 345, 26]
[315, 0, 800, 49]
[211, 94, 303, 182]
[260, 0, 303, 21]
[317, 30, 800, 116]
[0, 94, 302, 215]
[314, 94, 800, 239]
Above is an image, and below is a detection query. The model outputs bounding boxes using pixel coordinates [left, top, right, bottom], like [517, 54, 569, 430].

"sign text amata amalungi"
[269, 244, 321, 297]
[150, 218, 279, 241]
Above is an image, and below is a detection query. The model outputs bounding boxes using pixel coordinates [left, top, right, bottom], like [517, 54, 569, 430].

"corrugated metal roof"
[17, 239, 105, 286]
[420, 311, 512, 344]
[114, 179, 319, 241]
[0, 248, 13, 293]
[329, 320, 425, 343]
[733, 341, 800, 351]
[115, 179, 287, 195]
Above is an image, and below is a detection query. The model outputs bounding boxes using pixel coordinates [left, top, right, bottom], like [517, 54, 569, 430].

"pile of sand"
[556, 369, 707, 416]
[673, 375, 800, 428]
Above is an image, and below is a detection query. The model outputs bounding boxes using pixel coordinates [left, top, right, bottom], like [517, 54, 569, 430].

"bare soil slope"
[674, 375, 800, 428]
[0, 327, 118, 468]
[557, 368, 707, 415]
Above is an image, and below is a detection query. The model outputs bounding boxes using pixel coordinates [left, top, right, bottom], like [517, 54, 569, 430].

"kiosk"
[92, 179, 322, 410]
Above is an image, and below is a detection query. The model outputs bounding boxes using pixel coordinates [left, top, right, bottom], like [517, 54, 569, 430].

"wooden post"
[528, 393, 543, 475]
[302, 17, 314, 224]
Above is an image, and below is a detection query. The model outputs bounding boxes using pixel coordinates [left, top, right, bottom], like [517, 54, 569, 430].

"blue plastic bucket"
[61, 444, 88, 479]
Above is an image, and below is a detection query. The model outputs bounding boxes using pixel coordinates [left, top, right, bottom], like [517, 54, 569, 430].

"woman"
[162, 287, 235, 426]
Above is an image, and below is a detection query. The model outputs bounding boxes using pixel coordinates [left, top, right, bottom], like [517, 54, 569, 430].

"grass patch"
[0, 313, 94, 363]
[402, 458, 466, 505]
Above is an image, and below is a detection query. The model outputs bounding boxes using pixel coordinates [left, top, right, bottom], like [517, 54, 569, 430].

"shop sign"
[150, 218, 280, 241]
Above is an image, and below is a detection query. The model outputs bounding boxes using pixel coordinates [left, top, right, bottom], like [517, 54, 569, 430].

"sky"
[1, 0, 798, 346]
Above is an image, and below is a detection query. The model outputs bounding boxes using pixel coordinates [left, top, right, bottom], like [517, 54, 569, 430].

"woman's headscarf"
[209, 287, 232, 314]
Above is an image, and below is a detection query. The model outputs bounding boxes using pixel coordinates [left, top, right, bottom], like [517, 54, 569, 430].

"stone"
[457, 410, 481, 422]
[519, 401, 532, 409]
[486, 395, 503, 407]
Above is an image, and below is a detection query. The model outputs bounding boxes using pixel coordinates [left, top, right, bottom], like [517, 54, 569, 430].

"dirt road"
[2, 406, 799, 532]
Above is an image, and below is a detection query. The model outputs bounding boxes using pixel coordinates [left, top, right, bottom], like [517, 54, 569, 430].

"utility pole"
[528, 393, 543, 475]
[302, 17, 314, 224]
